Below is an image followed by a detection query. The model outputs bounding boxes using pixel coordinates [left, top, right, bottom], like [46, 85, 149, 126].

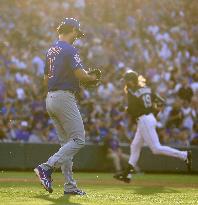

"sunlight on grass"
[0, 172, 197, 205]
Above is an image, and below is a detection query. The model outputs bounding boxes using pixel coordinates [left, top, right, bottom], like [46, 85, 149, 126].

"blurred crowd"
[0, 0, 197, 146]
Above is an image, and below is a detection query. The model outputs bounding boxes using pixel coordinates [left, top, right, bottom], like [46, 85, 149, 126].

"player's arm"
[71, 47, 101, 86]
[69, 46, 98, 82]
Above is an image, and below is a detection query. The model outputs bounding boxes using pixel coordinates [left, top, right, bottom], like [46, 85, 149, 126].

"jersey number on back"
[48, 57, 55, 78]
[47, 46, 62, 78]
[142, 94, 152, 108]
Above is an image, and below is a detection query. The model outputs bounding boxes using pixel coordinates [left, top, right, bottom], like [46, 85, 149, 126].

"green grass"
[0, 171, 198, 205]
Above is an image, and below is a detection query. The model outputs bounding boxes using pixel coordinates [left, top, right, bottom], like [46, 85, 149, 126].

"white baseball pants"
[129, 113, 187, 167]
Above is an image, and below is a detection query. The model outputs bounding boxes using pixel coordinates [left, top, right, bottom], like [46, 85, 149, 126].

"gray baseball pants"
[45, 90, 85, 191]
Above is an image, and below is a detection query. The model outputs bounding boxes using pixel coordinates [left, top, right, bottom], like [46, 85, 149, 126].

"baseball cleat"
[64, 189, 86, 195]
[185, 150, 192, 172]
[34, 165, 53, 193]
[113, 172, 132, 183]
[113, 164, 135, 183]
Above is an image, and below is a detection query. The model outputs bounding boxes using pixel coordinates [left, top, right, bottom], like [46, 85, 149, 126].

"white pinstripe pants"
[129, 113, 187, 167]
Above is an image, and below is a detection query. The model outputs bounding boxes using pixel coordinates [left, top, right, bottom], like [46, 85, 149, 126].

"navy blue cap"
[61, 18, 81, 29]
[58, 18, 84, 38]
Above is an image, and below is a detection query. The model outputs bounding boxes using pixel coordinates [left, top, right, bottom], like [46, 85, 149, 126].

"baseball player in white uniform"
[114, 70, 192, 183]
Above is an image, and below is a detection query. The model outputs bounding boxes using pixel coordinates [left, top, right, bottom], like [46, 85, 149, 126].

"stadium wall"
[0, 143, 197, 173]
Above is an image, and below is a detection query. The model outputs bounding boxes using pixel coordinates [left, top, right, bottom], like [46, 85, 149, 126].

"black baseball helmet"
[124, 69, 139, 84]
[57, 18, 85, 38]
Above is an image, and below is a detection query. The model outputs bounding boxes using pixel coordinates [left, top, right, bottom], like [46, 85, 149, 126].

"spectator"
[0, 119, 7, 142]
[190, 72, 198, 94]
[15, 69, 31, 84]
[0, 0, 197, 146]
[28, 130, 44, 143]
[15, 121, 31, 142]
[181, 100, 196, 132]
[32, 54, 45, 76]
[166, 101, 184, 130]
[87, 38, 109, 68]
[97, 78, 116, 100]
[177, 77, 193, 103]
[7, 120, 18, 141]
[190, 123, 198, 145]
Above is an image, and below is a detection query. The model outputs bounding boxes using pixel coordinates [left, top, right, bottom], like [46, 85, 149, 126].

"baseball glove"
[82, 68, 102, 88]
[88, 68, 102, 80]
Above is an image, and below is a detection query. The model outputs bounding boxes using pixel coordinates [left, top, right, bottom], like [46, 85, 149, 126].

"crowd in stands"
[0, 0, 197, 146]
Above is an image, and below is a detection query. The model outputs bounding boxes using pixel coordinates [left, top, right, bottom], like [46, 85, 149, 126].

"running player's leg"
[114, 125, 144, 183]
[140, 115, 187, 161]
[128, 126, 144, 168]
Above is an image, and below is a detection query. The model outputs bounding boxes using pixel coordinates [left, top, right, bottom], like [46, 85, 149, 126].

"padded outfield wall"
[0, 143, 197, 173]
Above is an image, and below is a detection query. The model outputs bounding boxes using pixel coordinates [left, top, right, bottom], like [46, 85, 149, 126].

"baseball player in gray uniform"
[114, 70, 192, 183]
[34, 18, 101, 195]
